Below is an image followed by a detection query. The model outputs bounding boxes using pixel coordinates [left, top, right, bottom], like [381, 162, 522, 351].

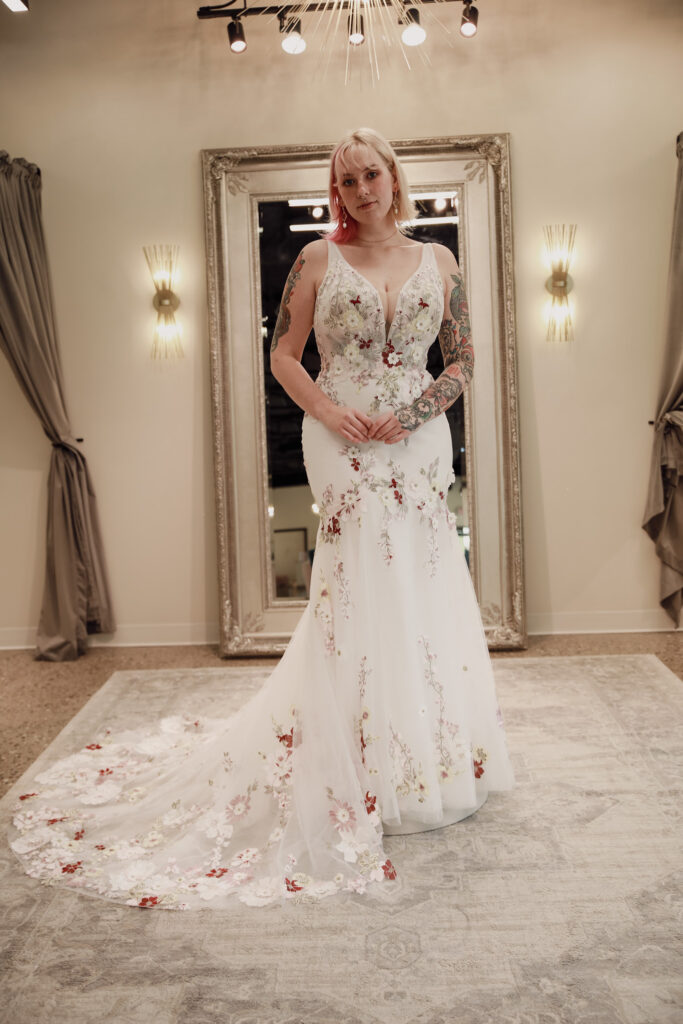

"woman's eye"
[342, 179, 354, 187]
[367, 171, 377, 179]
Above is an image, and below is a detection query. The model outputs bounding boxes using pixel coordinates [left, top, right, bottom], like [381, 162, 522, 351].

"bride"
[7, 128, 515, 909]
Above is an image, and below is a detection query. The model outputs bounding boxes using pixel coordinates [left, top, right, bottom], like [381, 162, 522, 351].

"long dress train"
[7, 240, 515, 909]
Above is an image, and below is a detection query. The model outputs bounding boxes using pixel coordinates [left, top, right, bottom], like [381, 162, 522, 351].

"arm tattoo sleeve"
[270, 252, 305, 354]
[395, 272, 474, 432]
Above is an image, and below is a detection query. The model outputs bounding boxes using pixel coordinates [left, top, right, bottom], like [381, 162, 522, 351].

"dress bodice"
[312, 240, 444, 415]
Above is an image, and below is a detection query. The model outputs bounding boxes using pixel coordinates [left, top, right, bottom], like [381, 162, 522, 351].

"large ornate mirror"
[202, 136, 525, 655]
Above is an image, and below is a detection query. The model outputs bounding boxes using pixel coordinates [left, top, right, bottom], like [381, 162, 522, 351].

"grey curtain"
[642, 132, 683, 627]
[0, 151, 115, 659]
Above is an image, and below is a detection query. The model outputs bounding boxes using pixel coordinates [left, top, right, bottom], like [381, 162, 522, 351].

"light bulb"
[227, 20, 246, 52]
[401, 9, 425, 46]
[281, 18, 306, 54]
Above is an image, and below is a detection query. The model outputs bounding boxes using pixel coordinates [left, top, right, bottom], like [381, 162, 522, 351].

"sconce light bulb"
[433, 197, 447, 212]
[312, 206, 324, 219]
[281, 17, 306, 53]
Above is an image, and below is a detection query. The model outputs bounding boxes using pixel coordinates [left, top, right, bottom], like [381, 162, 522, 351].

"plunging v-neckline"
[331, 241, 428, 340]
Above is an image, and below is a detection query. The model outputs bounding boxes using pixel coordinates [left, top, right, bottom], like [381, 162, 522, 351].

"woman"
[7, 129, 514, 910]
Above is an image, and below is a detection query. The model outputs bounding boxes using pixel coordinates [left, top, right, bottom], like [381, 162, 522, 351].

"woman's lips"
[358, 200, 376, 210]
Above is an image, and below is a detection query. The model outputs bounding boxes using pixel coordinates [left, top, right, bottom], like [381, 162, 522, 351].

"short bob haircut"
[327, 128, 416, 244]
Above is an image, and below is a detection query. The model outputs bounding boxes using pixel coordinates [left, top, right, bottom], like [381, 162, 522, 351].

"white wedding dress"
[7, 240, 515, 910]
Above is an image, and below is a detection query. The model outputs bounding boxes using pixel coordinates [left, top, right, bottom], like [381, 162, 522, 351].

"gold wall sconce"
[543, 224, 576, 342]
[142, 244, 183, 359]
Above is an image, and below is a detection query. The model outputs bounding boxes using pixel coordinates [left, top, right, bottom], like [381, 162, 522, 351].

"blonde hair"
[327, 128, 416, 242]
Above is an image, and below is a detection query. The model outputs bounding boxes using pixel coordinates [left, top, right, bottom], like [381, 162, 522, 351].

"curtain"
[0, 151, 115, 660]
[642, 132, 683, 627]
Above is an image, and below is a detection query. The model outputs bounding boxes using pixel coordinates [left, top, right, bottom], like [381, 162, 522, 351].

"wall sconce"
[142, 244, 183, 359]
[543, 224, 576, 342]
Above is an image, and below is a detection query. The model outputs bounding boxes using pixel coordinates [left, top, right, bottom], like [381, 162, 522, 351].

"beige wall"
[0, 0, 681, 647]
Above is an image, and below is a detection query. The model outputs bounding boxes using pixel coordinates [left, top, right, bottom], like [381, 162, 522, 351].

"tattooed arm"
[394, 246, 474, 432]
[270, 241, 374, 443]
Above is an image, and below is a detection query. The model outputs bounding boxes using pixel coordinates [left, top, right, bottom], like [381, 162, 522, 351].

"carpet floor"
[1, 653, 681, 1024]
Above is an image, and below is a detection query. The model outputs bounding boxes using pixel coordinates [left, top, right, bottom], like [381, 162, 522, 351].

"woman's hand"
[367, 411, 411, 445]
[320, 405, 375, 443]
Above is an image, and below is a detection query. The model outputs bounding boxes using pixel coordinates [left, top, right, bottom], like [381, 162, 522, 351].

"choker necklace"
[354, 228, 400, 246]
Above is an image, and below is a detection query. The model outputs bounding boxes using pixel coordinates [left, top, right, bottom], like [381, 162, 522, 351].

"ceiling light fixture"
[1, 0, 29, 11]
[460, 1, 478, 36]
[348, 11, 365, 45]
[227, 17, 247, 51]
[400, 7, 426, 46]
[198, 1, 481, 81]
[279, 12, 306, 53]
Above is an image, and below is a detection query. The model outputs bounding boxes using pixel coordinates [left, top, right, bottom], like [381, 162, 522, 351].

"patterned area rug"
[1, 654, 681, 1024]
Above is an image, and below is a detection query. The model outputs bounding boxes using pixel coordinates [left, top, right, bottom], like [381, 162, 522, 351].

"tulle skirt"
[7, 384, 514, 910]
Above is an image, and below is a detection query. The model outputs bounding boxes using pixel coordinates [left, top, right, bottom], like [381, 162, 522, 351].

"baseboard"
[526, 609, 680, 633]
[0, 609, 679, 651]
[0, 622, 221, 650]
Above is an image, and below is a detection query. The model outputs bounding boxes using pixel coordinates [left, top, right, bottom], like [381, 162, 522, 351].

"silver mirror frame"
[201, 135, 526, 656]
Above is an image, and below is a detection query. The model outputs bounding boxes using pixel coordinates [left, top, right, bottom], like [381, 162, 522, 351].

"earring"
[341, 205, 348, 229]
[393, 194, 399, 215]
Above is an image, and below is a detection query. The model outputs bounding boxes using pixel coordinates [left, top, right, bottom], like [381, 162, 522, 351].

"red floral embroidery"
[138, 896, 159, 908]
[18, 793, 38, 801]
[61, 862, 83, 874]
[206, 867, 230, 878]
[364, 791, 376, 815]
[350, 295, 361, 306]
[358, 336, 373, 349]
[285, 877, 303, 892]
[350, 457, 360, 472]
[277, 727, 294, 749]
[74, 829, 85, 840]
[47, 817, 67, 825]
[382, 859, 397, 880]
[359, 727, 367, 764]
[391, 478, 403, 505]
[95, 844, 106, 850]
[381, 339, 402, 367]
[473, 758, 485, 778]
[325, 516, 341, 538]
[85, 743, 102, 750]
[98, 768, 113, 777]
[418, 298, 429, 309]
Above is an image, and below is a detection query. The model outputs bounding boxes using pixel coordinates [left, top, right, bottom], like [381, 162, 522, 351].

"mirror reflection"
[259, 195, 469, 601]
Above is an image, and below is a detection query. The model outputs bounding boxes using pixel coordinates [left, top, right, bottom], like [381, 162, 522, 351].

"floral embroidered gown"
[7, 240, 515, 910]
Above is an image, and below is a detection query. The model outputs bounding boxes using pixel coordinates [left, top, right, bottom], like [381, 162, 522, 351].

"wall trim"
[0, 611, 678, 651]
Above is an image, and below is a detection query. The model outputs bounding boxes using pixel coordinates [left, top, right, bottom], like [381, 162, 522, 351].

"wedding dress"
[7, 239, 515, 910]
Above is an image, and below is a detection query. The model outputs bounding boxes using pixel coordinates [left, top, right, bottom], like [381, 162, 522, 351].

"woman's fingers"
[367, 412, 392, 440]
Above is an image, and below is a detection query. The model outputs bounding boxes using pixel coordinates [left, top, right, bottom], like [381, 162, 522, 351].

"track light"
[279, 13, 306, 54]
[460, 2, 478, 37]
[400, 8, 426, 46]
[227, 18, 246, 52]
[348, 12, 364, 45]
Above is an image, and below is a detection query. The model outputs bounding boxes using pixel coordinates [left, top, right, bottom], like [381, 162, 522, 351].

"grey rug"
[1, 654, 681, 1024]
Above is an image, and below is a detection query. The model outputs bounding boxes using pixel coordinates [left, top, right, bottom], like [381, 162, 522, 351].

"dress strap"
[326, 239, 342, 265]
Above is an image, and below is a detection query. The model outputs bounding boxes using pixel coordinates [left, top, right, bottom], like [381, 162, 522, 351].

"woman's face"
[335, 144, 396, 226]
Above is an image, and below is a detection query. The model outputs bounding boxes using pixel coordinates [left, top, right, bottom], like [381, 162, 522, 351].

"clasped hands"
[324, 405, 411, 445]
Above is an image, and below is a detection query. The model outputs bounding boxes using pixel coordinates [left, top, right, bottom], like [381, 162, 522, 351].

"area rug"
[1, 654, 681, 1024]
